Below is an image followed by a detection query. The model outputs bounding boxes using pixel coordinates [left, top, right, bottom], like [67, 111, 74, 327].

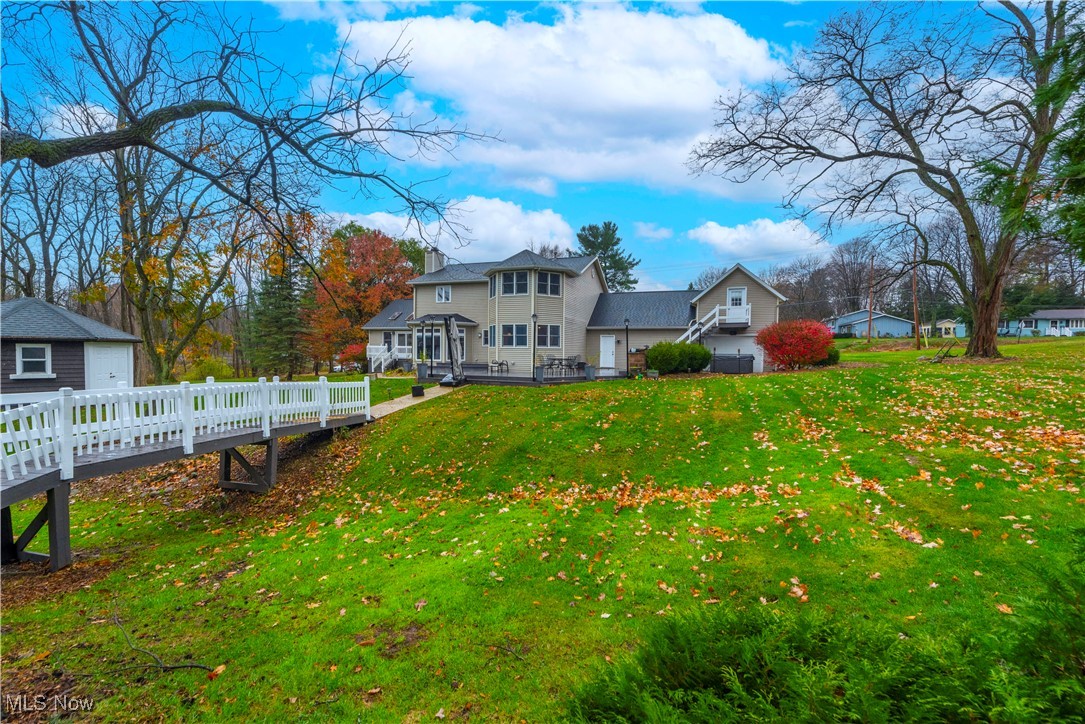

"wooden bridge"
[0, 377, 371, 571]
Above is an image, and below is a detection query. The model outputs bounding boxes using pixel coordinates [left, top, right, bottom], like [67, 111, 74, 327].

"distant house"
[999, 308, 1085, 336]
[924, 318, 967, 338]
[364, 248, 786, 375]
[0, 298, 140, 394]
[825, 310, 914, 338]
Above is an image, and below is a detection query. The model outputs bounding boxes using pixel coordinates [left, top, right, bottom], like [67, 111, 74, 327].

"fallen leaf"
[208, 664, 226, 681]
[415, 598, 428, 611]
[996, 603, 1014, 615]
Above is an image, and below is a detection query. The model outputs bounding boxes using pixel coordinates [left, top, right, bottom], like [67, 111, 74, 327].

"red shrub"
[755, 319, 835, 370]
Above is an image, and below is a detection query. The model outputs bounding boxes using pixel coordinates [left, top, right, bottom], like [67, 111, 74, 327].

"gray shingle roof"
[409, 261, 493, 285]
[362, 299, 414, 330]
[484, 251, 594, 275]
[1027, 308, 1085, 320]
[588, 290, 699, 329]
[410, 313, 478, 327]
[0, 297, 141, 342]
[408, 252, 595, 285]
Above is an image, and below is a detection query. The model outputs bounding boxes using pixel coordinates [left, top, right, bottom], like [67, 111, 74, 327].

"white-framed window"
[502, 271, 528, 295]
[489, 325, 496, 349]
[501, 323, 528, 347]
[537, 324, 561, 348]
[436, 285, 452, 303]
[537, 271, 561, 296]
[13, 343, 54, 379]
[415, 329, 442, 361]
[489, 275, 497, 298]
[1021, 319, 1036, 329]
[727, 287, 747, 307]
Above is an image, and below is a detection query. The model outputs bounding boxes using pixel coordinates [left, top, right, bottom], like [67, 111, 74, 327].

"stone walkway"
[369, 384, 457, 419]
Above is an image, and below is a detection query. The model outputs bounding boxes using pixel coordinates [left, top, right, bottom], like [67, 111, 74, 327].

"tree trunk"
[967, 275, 1006, 357]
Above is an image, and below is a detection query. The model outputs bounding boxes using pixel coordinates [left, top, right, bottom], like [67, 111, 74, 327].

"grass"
[1, 338, 1082, 721]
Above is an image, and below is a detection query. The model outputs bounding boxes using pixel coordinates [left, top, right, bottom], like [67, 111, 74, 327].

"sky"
[254, 1, 858, 290]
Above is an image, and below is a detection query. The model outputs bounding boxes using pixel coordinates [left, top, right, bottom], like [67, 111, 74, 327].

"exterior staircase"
[676, 304, 751, 344]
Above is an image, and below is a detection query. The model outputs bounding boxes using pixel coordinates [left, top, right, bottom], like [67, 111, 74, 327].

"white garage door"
[703, 335, 764, 373]
[84, 343, 134, 390]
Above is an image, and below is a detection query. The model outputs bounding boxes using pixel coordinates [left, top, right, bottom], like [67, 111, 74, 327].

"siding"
[492, 275, 534, 371]
[563, 263, 606, 361]
[1, 340, 86, 393]
[413, 281, 489, 363]
[584, 329, 685, 371]
[695, 268, 779, 332]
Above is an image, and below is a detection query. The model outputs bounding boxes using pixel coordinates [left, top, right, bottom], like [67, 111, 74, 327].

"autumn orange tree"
[303, 225, 415, 371]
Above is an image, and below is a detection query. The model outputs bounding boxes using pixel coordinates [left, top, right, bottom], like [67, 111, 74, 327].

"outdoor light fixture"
[531, 312, 538, 370]
[624, 318, 630, 377]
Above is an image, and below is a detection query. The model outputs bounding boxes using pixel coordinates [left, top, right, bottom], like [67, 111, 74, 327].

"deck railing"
[0, 376, 369, 483]
[676, 304, 752, 343]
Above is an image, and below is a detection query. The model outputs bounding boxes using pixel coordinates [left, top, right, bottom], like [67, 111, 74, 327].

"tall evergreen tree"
[575, 221, 640, 291]
[247, 249, 310, 379]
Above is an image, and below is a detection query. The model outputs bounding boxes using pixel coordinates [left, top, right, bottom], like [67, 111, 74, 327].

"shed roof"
[587, 290, 698, 329]
[0, 297, 141, 342]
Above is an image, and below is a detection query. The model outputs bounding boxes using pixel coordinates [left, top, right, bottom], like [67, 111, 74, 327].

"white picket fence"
[0, 376, 370, 483]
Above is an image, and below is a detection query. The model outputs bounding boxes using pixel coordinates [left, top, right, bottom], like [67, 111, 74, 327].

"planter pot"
[584, 365, 596, 382]
[417, 363, 428, 380]
[534, 365, 545, 383]
[647, 369, 660, 379]
[411, 385, 425, 398]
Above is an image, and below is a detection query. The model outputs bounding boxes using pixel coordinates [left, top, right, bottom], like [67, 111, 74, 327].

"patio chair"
[490, 359, 509, 375]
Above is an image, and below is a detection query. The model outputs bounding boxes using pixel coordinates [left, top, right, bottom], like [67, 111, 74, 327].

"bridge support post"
[218, 438, 279, 493]
[1, 483, 72, 571]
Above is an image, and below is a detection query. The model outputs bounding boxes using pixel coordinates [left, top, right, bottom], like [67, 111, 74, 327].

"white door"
[84, 343, 134, 389]
[599, 335, 616, 368]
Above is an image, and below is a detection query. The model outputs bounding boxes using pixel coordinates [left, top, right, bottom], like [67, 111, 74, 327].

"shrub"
[646, 342, 710, 374]
[645, 342, 679, 374]
[339, 343, 367, 370]
[832, 331, 854, 339]
[755, 319, 835, 369]
[181, 357, 234, 382]
[814, 346, 841, 367]
[677, 343, 712, 373]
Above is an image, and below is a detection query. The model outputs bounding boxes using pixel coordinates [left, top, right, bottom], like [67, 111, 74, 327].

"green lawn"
[2, 338, 1083, 720]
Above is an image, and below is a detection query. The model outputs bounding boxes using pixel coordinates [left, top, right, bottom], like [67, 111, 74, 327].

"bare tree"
[692, 2, 1078, 356]
[2, 2, 486, 234]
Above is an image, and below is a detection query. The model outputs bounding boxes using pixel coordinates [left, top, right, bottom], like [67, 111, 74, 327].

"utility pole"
[866, 254, 875, 343]
[912, 236, 921, 351]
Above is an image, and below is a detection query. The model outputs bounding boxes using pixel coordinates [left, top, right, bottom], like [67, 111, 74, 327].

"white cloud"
[336, 195, 574, 262]
[687, 218, 827, 262]
[332, 5, 784, 197]
[783, 20, 815, 28]
[508, 176, 558, 196]
[633, 222, 674, 241]
[634, 273, 673, 292]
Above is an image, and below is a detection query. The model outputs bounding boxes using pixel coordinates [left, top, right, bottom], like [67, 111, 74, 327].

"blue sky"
[256, 1, 855, 290]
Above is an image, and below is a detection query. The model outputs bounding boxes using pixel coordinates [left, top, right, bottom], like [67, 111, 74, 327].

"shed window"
[13, 343, 54, 378]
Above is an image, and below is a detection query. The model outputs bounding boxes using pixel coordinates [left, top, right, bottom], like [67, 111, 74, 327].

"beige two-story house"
[365, 248, 785, 375]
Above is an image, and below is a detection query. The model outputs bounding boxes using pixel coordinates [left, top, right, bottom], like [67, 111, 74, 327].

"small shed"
[0, 298, 140, 394]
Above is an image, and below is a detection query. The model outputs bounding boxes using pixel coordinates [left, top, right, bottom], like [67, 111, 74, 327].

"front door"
[383, 332, 393, 351]
[600, 335, 616, 368]
[84, 343, 133, 389]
